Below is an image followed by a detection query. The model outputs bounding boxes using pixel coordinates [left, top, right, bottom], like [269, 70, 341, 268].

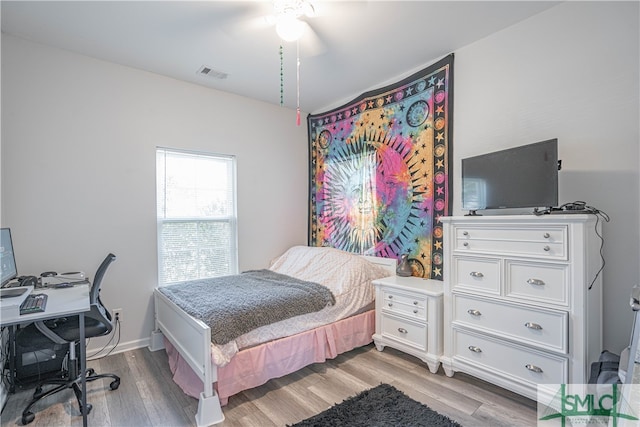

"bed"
[151, 245, 396, 426]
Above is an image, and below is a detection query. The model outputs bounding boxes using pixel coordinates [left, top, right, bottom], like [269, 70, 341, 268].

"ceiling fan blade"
[300, 21, 327, 57]
[311, 0, 370, 18]
[218, 2, 274, 39]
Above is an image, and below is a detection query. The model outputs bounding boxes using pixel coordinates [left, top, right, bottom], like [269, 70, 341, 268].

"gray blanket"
[158, 269, 335, 345]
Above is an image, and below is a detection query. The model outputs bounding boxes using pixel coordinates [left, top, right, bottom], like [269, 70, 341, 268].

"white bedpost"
[148, 329, 165, 352]
[196, 392, 224, 427]
[149, 291, 166, 351]
[195, 327, 224, 426]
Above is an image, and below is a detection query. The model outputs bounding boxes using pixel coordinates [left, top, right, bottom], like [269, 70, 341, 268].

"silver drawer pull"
[388, 303, 393, 307]
[469, 271, 484, 278]
[543, 245, 550, 252]
[527, 278, 545, 286]
[413, 309, 418, 314]
[543, 232, 550, 238]
[463, 231, 469, 236]
[468, 346, 482, 353]
[525, 364, 543, 373]
[398, 328, 408, 334]
[388, 295, 393, 299]
[467, 309, 482, 316]
[525, 322, 543, 330]
[463, 242, 469, 247]
[413, 301, 418, 305]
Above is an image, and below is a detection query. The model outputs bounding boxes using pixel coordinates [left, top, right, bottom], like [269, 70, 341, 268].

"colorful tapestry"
[307, 54, 453, 279]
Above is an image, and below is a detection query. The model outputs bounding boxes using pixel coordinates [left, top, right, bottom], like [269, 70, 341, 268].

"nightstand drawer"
[380, 313, 427, 351]
[506, 261, 569, 306]
[455, 226, 567, 260]
[452, 256, 500, 294]
[452, 294, 568, 353]
[382, 289, 427, 321]
[453, 328, 568, 386]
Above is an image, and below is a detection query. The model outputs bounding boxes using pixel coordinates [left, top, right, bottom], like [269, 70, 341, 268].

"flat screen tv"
[462, 139, 559, 214]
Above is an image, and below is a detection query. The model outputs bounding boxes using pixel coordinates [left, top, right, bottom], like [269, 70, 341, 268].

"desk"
[0, 284, 90, 427]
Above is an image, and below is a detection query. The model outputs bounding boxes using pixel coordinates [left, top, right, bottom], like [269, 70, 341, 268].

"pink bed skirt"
[164, 309, 375, 405]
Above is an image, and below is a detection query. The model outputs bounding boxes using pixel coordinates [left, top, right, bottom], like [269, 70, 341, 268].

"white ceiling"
[1, 1, 560, 113]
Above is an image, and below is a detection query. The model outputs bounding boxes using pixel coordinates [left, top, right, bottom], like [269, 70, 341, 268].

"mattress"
[209, 245, 391, 365]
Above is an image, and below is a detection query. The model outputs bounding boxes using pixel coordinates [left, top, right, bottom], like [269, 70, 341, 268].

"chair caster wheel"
[87, 368, 95, 376]
[81, 403, 93, 415]
[110, 379, 120, 390]
[22, 411, 35, 425]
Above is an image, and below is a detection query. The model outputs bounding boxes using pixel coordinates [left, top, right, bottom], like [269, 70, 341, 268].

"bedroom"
[1, 1, 639, 426]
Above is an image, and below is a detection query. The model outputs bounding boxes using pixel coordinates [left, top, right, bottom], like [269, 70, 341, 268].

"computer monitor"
[1, 228, 18, 287]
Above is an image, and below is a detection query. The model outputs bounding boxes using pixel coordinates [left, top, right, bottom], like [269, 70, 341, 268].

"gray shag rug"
[289, 383, 463, 427]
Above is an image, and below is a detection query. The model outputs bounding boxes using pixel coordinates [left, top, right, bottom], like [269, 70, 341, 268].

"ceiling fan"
[222, 0, 330, 58]
[221, 1, 369, 57]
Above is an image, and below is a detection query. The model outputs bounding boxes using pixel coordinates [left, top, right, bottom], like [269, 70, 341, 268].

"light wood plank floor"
[1, 344, 537, 426]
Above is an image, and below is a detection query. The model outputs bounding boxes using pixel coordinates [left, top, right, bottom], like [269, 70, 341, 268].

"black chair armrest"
[34, 321, 67, 345]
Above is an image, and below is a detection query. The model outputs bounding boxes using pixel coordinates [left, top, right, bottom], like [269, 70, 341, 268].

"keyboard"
[20, 293, 48, 315]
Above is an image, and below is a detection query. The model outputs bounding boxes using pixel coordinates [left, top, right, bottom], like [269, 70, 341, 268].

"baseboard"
[86, 336, 151, 360]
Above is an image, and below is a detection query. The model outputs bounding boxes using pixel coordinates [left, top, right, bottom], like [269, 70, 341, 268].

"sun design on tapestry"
[308, 55, 453, 279]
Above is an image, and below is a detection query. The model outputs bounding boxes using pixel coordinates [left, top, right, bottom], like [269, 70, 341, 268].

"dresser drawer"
[455, 226, 568, 260]
[382, 289, 427, 321]
[452, 256, 500, 295]
[452, 294, 568, 353]
[452, 328, 568, 386]
[380, 313, 427, 351]
[506, 261, 569, 306]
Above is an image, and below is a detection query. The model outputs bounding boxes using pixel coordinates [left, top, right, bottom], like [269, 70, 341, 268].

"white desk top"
[0, 283, 90, 326]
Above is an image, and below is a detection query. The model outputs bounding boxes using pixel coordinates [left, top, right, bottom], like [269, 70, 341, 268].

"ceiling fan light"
[276, 16, 305, 42]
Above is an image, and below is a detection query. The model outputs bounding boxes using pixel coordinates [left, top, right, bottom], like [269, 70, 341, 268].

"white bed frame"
[150, 255, 396, 427]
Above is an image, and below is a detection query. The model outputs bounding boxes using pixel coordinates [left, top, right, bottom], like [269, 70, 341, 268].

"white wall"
[453, 1, 639, 352]
[1, 35, 309, 351]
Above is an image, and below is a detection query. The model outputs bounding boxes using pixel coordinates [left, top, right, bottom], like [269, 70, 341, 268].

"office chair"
[15, 253, 121, 425]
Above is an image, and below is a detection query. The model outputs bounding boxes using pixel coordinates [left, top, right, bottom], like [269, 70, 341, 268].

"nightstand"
[372, 275, 443, 373]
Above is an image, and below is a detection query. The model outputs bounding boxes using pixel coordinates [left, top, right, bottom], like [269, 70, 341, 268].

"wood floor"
[1, 343, 537, 426]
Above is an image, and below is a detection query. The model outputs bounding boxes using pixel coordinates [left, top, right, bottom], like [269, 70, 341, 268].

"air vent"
[197, 65, 228, 80]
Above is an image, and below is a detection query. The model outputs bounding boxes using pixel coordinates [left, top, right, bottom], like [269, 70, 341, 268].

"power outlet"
[113, 308, 123, 323]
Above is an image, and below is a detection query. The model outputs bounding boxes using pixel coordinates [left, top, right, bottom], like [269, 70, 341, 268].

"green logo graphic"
[538, 384, 638, 426]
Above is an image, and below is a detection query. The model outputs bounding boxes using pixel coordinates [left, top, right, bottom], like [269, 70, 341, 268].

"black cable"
[533, 201, 609, 290]
[0, 326, 11, 389]
[87, 316, 121, 360]
[588, 206, 609, 290]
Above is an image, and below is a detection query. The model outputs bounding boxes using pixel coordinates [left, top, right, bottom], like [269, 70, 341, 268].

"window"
[156, 148, 237, 285]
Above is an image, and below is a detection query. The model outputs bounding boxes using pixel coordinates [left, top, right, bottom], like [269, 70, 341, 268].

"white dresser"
[440, 215, 603, 400]
[372, 275, 443, 373]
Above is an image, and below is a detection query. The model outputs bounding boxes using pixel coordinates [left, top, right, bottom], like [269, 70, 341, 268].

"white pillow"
[270, 246, 392, 296]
